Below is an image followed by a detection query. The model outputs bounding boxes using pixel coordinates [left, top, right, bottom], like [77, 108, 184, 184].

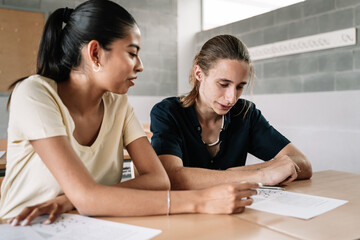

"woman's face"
[197, 59, 249, 115]
[96, 26, 143, 94]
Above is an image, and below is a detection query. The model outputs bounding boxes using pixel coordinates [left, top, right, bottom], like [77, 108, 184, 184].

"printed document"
[0, 213, 161, 240]
[0, 151, 5, 158]
[249, 189, 348, 219]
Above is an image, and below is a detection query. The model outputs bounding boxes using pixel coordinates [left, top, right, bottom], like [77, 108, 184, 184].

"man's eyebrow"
[219, 78, 247, 84]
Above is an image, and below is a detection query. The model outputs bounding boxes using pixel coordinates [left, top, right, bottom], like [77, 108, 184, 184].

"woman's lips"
[219, 103, 231, 111]
[128, 78, 136, 86]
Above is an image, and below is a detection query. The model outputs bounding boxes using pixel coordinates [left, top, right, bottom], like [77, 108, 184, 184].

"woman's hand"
[8, 194, 74, 226]
[195, 182, 259, 214]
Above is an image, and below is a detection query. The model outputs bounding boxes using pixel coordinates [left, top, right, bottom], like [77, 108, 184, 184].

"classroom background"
[0, 0, 359, 174]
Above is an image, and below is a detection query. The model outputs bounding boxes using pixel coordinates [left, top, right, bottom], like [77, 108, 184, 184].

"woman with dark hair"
[0, 1, 258, 226]
[150, 35, 312, 190]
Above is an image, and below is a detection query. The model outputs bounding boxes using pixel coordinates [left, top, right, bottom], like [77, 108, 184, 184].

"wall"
[121, 0, 178, 96]
[132, 0, 202, 124]
[196, 0, 360, 94]
[195, 0, 360, 174]
[0, 0, 177, 96]
[0, 0, 178, 138]
[1, 0, 359, 174]
[245, 90, 360, 174]
[177, 0, 201, 96]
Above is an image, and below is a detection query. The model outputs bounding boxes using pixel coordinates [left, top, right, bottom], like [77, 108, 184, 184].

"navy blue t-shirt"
[150, 97, 290, 170]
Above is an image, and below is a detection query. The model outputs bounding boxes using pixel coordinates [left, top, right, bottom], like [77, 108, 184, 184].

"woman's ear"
[194, 65, 203, 82]
[87, 40, 102, 72]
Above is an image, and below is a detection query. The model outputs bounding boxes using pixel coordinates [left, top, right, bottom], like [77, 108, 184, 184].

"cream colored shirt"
[0, 75, 146, 219]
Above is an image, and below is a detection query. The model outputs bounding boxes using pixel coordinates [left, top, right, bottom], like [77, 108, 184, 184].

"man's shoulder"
[152, 96, 182, 112]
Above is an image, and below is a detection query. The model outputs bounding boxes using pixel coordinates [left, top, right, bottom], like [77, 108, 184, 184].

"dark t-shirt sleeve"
[247, 104, 290, 160]
[150, 100, 183, 159]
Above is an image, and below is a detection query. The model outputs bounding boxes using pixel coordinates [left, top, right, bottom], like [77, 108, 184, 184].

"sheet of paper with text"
[0, 213, 161, 240]
[249, 189, 348, 219]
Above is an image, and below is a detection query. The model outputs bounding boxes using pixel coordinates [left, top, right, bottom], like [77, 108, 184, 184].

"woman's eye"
[219, 83, 228, 88]
[129, 52, 137, 57]
[236, 86, 244, 90]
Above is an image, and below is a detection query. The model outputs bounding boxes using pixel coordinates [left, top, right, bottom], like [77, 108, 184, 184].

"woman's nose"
[136, 56, 144, 72]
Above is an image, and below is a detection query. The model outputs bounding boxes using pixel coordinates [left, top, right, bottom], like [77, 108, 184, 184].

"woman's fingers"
[9, 205, 40, 226]
[24, 205, 54, 226]
[219, 184, 258, 214]
[8, 195, 73, 226]
[229, 184, 258, 213]
[239, 196, 254, 206]
[233, 206, 245, 214]
[46, 204, 61, 224]
[8, 203, 61, 226]
[237, 182, 262, 191]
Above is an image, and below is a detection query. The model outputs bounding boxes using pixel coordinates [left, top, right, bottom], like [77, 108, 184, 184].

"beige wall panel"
[0, 8, 44, 92]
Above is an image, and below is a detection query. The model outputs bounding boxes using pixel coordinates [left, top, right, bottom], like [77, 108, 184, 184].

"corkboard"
[0, 8, 45, 92]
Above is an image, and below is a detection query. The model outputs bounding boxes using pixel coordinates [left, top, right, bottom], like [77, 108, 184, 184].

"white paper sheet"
[0, 213, 161, 240]
[249, 189, 348, 219]
[0, 151, 5, 158]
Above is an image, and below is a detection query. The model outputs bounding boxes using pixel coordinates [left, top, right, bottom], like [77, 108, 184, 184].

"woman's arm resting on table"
[13, 182, 259, 226]
[11, 136, 170, 226]
[115, 136, 170, 190]
[15, 136, 170, 217]
[11, 136, 259, 226]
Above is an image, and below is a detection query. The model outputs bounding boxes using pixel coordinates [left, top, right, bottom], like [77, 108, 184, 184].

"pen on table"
[258, 186, 285, 191]
[255, 183, 284, 191]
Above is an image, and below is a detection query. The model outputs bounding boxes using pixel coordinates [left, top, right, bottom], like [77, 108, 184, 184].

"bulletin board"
[0, 8, 45, 92]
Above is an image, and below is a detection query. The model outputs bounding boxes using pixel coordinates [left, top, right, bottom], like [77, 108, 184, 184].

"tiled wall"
[0, 0, 177, 138]
[195, 0, 360, 95]
[121, 0, 177, 96]
[0, 0, 177, 96]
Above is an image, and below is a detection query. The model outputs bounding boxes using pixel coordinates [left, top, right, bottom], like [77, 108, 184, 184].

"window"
[202, 0, 305, 30]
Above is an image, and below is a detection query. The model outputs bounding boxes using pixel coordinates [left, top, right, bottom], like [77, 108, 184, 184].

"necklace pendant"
[201, 115, 224, 147]
[203, 138, 220, 147]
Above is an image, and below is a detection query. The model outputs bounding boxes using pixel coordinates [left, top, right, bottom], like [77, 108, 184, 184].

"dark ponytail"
[8, 0, 137, 108]
[37, 8, 68, 82]
[38, 0, 136, 83]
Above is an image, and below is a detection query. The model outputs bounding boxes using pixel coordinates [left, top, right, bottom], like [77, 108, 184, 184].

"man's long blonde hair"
[181, 35, 254, 109]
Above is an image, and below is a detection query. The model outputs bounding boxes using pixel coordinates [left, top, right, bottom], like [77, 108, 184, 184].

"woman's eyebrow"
[128, 44, 140, 51]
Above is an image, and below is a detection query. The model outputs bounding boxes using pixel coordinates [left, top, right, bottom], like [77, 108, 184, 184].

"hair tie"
[63, 7, 74, 24]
